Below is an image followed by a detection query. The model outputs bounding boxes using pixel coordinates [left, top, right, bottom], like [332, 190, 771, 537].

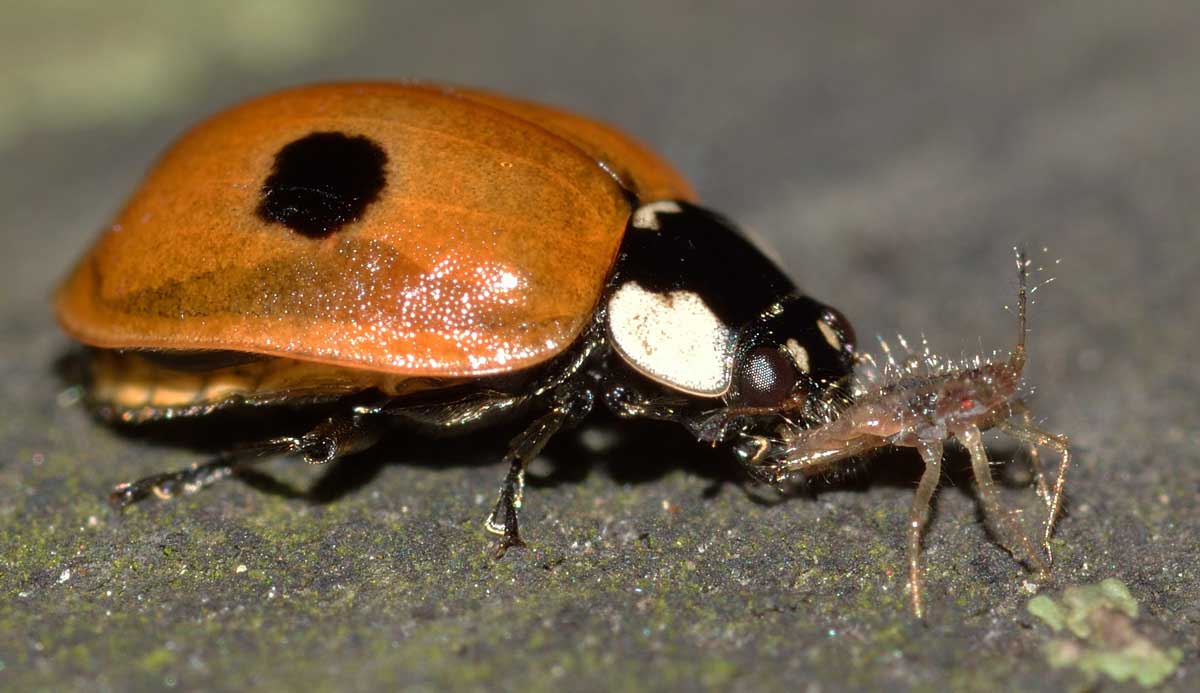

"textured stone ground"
[1, 1, 1196, 690]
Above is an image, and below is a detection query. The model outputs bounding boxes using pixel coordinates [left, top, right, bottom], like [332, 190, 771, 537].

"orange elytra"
[56, 82, 696, 377]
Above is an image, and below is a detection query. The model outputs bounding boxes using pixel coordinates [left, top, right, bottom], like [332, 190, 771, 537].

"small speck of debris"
[235, 564, 247, 574]
[58, 569, 71, 584]
[580, 427, 619, 453]
[56, 385, 83, 408]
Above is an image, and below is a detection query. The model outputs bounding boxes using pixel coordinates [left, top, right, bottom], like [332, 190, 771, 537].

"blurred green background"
[1, 1, 1196, 690]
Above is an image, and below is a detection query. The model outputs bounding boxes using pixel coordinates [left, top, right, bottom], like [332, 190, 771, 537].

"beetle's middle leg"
[109, 414, 380, 508]
[486, 385, 594, 557]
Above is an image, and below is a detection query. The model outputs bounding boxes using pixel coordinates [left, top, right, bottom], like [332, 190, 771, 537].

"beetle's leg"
[995, 415, 1070, 565]
[486, 386, 594, 557]
[109, 414, 379, 508]
[359, 391, 522, 430]
[908, 438, 943, 620]
[958, 425, 1048, 577]
[605, 379, 778, 446]
[602, 381, 690, 425]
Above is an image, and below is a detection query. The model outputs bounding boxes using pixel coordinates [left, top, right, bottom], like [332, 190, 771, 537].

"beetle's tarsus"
[107, 459, 237, 510]
[109, 482, 146, 509]
[486, 492, 527, 558]
[492, 530, 527, 559]
[485, 457, 526, 559]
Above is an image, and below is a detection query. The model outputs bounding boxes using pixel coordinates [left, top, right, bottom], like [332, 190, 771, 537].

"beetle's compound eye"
[736, 346, 800, 407]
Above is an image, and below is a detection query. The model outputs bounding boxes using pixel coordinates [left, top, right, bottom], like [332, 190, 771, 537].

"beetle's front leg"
[604, 379, 772, 446]
[602, 379, 693, 427]
[486, 384, 594, 557]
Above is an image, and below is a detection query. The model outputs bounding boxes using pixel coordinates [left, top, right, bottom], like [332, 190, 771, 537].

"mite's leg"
[109, 414, 379, 508]
[1006, 404, 1052, 508]
[995, 416, 1071, 564]
[958, 425, 1047, 577]
[909, 438, 944, 619]
[486, 387, 593, 557]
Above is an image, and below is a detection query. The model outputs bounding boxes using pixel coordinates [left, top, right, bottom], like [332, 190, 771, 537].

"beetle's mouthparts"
[732, 433, 795, 482]
[733, 433, 774, 465]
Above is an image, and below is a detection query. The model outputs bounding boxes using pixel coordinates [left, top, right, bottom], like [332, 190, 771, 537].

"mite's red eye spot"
[960, 397, 975, 410]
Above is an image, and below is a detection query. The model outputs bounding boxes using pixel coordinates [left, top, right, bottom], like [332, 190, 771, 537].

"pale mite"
[735, 249, 1071, 618]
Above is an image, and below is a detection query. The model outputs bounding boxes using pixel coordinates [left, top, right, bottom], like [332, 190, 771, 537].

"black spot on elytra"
[257, 132, 387, 238]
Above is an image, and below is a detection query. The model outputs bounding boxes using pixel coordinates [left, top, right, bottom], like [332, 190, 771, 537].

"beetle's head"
[727, 295, 856, 417]
[680, 294, 856, 451]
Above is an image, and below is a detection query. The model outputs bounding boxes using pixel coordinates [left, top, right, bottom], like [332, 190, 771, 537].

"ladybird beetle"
[55, 83, 857, 555]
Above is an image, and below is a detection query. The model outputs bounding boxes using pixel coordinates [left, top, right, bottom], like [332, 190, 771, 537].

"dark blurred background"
[1, 1, 1196, 690]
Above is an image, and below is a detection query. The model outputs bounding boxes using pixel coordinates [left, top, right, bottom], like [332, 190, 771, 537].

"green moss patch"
[1027, 579, 1182, 688]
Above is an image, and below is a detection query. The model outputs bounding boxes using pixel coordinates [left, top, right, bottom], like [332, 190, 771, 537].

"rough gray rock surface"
[1, 1, 1195, 690]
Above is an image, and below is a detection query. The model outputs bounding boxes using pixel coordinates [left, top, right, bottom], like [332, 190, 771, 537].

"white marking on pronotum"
[607, 282, 732, 396]
[817, 319, 841, 351]
[631, 201, 684, 231]
[784, 338, 810, 373]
